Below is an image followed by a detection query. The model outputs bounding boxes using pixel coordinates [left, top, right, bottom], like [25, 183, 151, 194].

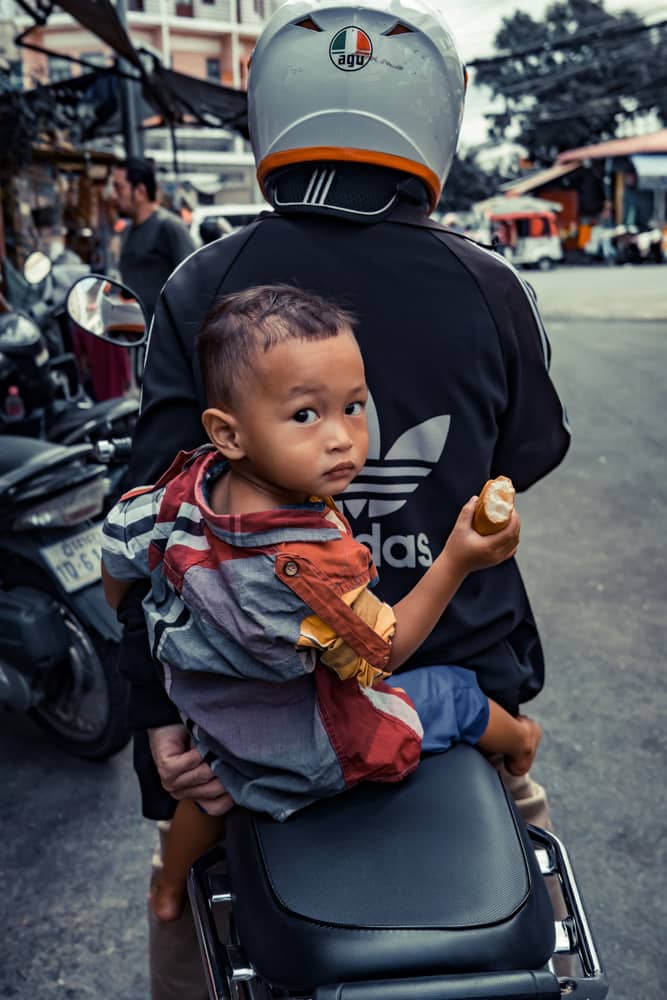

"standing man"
[112, 157, 195, 322]
[116, 2, 571, 997]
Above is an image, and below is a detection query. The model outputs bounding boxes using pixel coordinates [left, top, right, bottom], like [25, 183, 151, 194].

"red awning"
[501, 161, 582, 196]
[557, 130, 667, 162]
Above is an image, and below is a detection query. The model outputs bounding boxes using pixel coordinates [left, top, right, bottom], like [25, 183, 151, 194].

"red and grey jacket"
[105, 448, 422, 820]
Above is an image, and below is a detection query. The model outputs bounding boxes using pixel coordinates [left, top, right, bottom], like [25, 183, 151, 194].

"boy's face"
[227, 328, 369, 504]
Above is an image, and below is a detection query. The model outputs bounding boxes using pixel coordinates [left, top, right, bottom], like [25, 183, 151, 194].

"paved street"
[0, 265, 665, 999]
[528, 262, 666, 322]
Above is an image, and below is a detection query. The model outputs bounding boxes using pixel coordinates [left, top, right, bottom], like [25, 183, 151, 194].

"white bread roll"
[473, 476, 515, 536]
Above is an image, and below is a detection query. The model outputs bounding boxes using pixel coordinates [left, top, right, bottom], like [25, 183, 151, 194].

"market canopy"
[6, 0, 250, 140]
[556, 130, 667, 163]
[0, 63, 249, 150]
[52, 0, 143, 69]
[500, 162, 582, 198]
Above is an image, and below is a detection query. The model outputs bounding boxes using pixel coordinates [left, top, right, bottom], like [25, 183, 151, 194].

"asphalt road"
[1, 269, 665, 999]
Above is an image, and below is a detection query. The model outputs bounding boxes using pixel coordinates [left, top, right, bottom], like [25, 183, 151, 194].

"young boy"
[101, 284, 540, 922]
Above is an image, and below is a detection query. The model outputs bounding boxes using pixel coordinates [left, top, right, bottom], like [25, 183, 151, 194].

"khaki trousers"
[148, 769, 555, 1000]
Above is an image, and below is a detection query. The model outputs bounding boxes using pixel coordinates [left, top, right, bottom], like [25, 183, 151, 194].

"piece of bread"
[473, 476, 516, 536]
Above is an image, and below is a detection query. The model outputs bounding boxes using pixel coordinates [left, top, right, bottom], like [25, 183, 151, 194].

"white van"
[189, 203, 272, 246]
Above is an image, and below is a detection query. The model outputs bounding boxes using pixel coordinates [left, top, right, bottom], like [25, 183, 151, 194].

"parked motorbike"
[0, 277, 149, 759]
[0, 435, 130, 758]
[611, 225, 665, 264]
[0, 258, 140, 505]
[189, 745, 608, 1000]
[20, 247, 90, 359]
[0, 251, 139, 444]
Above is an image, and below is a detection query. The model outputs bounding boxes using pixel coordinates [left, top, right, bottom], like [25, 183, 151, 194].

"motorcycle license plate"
[40, 524, 104, 594]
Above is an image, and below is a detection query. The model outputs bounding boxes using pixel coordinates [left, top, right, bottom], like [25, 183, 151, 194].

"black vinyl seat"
[0, 435, 67, 474]
[48, 397, 138, 441]
[225, 744, 555, 992]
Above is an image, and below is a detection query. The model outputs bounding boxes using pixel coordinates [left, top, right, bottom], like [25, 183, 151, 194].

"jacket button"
[283, 560, 299, 577]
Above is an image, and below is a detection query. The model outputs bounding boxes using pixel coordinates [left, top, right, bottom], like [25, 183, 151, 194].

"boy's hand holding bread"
[443, 477, 519, 578]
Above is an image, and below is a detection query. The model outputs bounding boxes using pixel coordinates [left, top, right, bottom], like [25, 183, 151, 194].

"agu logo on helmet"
[330, 27, 373, 71]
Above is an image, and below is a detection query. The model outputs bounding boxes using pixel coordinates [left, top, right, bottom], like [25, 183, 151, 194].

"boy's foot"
[149, 878, 186, 923]
[504, 716, 542, 777]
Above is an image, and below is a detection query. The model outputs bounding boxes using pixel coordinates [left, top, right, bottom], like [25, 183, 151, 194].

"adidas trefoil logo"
[339, 393, 451, 521]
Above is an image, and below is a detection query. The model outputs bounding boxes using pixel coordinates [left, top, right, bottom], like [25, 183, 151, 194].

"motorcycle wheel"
[28, 601, 130, 761]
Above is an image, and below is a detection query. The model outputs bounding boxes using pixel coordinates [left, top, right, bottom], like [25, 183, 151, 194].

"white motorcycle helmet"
[248, 0, 466, 216]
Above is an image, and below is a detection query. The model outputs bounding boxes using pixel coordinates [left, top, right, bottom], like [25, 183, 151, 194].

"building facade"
[8, 0, 284, 201]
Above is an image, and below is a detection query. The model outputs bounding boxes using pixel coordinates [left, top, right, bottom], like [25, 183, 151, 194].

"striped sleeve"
[101, 489, 164, 581]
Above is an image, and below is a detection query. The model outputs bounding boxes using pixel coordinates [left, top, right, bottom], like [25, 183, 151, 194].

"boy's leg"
[498, 764, 552, 830]
[476, 701, 542, 777]
[148, 821, 210, 1000]
[498, 761, 576, 977]
[152, 799, 228, 922]
[386, 668, 548, 821]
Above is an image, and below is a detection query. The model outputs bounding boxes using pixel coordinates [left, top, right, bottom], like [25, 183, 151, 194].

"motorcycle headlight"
[12, 476, 107, 529]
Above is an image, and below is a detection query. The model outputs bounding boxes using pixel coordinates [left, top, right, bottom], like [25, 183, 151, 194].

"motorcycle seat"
[0, 434, 72, 476]
[225, 744, 556, 992]
[49, 397, 138, 442]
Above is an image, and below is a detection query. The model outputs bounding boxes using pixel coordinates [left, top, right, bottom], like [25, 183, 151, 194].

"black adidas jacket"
[120, 203, 570, 818]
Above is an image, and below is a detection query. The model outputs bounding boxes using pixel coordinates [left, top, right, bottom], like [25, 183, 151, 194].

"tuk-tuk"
[489, 208, 563, 270]
[474, 196, 564, 270]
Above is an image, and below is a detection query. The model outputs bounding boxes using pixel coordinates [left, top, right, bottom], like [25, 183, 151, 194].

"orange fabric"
[275, 545, 393, 673]
[257, 147, 441, 211]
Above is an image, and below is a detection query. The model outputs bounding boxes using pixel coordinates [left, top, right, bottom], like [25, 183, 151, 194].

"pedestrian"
[101, 283, 540, 922]
[114, 2, 571, 997]
[111, 156, 195, 322]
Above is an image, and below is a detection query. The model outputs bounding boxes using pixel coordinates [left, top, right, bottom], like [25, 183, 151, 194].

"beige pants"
[148, 770, 555, 1000]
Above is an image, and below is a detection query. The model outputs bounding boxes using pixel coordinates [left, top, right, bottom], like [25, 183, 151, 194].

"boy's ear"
[201, 408, 246, 460]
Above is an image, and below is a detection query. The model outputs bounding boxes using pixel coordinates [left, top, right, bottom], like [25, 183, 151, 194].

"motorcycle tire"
[28, 599, 130, 761]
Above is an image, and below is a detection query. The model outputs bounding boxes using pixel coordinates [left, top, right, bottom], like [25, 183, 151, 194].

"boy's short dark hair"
[197, 284, 356, 408]
[123, 157, 157, 201]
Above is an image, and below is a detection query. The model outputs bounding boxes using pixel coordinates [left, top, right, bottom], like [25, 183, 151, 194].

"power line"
[483, 74, 667, 125]
[493, 35, 663, 99]
[468, 14, 667, 68]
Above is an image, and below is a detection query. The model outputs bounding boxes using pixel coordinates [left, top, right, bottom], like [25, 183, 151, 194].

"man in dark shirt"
[118, 4, 571, 997]
[112, 157, 195, 321]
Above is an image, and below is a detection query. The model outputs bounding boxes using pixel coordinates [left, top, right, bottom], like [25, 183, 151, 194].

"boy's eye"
[293, 408, 318, 424]
[345, 401, 365, 416]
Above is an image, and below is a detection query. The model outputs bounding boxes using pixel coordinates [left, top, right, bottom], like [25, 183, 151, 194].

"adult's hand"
[148, 724, 234, 815]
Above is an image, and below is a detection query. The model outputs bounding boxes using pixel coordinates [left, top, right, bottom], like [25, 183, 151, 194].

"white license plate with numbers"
[40, 524, 104, 594]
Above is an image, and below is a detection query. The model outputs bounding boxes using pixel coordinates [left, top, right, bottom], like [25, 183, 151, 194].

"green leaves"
[473, 0, 667, 164]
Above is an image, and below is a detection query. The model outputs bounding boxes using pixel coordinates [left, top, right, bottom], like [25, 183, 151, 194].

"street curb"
[540, 312, 667, 322]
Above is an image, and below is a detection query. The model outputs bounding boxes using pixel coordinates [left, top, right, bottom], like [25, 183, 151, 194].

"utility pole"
[116, 0, 144, 158]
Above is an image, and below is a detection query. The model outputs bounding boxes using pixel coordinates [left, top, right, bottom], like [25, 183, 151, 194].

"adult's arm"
[436, 232, 571, 491]
[487, 264, 571, 489]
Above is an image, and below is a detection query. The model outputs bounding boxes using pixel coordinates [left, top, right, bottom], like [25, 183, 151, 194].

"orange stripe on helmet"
[257, 147, 442, 212]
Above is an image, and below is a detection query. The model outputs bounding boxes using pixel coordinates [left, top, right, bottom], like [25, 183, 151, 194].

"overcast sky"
[439, 0, 667, 149]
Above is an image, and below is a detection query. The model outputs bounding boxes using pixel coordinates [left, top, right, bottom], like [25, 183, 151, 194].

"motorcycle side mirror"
[65, 275, 148, 347]
[23, 251, 52, 285]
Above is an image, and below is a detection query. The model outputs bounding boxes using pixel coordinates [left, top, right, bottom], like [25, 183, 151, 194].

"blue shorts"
[385, 665, 489, 753]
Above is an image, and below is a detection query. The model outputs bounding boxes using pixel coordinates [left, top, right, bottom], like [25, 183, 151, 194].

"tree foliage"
[439, 151, 506, 212]
[474, 0, 667, 164]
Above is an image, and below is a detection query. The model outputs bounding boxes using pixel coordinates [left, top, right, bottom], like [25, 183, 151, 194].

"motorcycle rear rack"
[188, 825, 608, 1000]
